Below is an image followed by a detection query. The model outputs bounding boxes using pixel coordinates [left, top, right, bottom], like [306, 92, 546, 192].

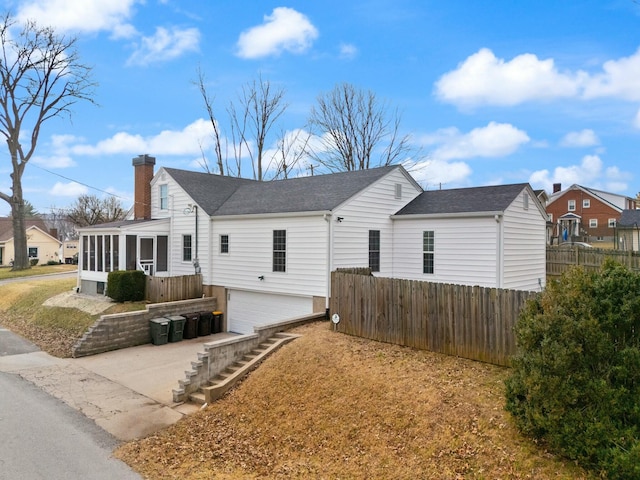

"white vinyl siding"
[332, 168, 421, 275]
[211, 215, 328, 297]
[393, 216, 499, 287]
[502, 187, 547, 291]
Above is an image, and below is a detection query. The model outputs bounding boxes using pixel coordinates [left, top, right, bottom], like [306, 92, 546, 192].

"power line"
[31, 163, 129, 200]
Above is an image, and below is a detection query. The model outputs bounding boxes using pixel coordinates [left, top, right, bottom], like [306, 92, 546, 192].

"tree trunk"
[10, 181, 29, 271]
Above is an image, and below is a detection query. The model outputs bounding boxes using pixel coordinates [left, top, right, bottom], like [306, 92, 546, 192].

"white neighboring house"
[77, 155, 547, 334]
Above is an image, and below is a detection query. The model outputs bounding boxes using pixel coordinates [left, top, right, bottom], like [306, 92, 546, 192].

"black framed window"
[423, 231, 434, 274]
[273, 230, 286, 272]
[369, 230, 380, 272]
[220, 235, 229, 254]
[183, 234, 192, 262]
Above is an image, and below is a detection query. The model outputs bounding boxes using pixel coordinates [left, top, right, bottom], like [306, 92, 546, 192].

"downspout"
[495, 214, 503, 288]
[194, 206, 200, 274]
[323, 213, 333, 316]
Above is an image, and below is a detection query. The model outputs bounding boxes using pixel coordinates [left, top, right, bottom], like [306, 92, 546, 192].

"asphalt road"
[0, 317, 141, 479]
[0, 270, 77, 286]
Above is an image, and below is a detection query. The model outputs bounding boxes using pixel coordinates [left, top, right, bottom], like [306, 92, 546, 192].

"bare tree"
[228, 75, 288, 180]
[267, 128, 311, 179]
[42, 207, 78, 240]
[67, 195, 125, 228]
[0, 14, 95, 270]
[194, 67, 224, 175]
[306, 82, 411, 171]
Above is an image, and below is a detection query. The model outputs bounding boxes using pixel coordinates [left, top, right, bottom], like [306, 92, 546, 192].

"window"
[28, 247, 38, 258]
[220, 235, 229, 254]
[273, 230, 286, 272]
[523, 192, 529, 210]
[159, 184, 168, 210]
[589, 219, 598, 228]
[568, 199, 576, 211]
[609, 219, 616, 228]
[423, 231, 434, 274]
[583, 199, 590, 208]
[395, 183, 402, 199]
[548, 213, 553, 222]
[183, 234, 192, 262]
[369, 230, 380, 272]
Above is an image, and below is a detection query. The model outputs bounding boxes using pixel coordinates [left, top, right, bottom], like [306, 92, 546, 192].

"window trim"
[220, 234, 229, 254]
[369, 230, 380, 273]
[568, 199, 576, 211]
[423, 231, 434, 274]
[583, 199, 590, 208]
[608, 218, 616, 228]
[159, 184, 168, 210]
[28, 246, 38, 258]
[272, 230, 286, 272]
[589, 218, 598, 228]
[182, 234, 192, 262]
[523, 192, 529, 210]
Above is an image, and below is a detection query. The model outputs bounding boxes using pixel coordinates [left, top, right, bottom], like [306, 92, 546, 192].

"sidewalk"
[0, 332, 235, 441]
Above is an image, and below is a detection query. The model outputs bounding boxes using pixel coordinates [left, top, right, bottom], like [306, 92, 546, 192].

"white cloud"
[418, 122, 530, 160]
[32, 155, 76, 168]
[72, 118, 214, 156]
[339, 43, 358, 60]
[403, 158, 472, 189]
[560, 129, 599, 147]
[435, 48, 581, 107]
[529, 154, 628, 193]
[582, 48, 640, 101]
[49, 181, 88, 197]
[127, 26, 200, 66]
[16, 0, 138, 36]
[236, 7, 318, 59]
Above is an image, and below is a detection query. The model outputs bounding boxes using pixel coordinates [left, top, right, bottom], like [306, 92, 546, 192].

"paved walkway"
[0, 332, 236, 441]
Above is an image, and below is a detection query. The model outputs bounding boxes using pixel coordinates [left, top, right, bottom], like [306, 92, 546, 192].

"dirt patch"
[43, 291, 114, 315]
[116, 321, 591, 480]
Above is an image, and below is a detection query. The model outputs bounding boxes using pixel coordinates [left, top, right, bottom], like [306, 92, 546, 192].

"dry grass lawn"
[116, 322, 592, 480]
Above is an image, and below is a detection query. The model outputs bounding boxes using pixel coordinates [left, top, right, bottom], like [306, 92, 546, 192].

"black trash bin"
[166, 315, 186, 342]
[212, 311, 223, 334]
[149, 318, 169, 345]
[198, 311, 212, 336]
[183, 312, 199, 339]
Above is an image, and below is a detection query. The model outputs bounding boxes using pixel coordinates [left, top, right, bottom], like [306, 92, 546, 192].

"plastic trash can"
[212, 311, 223, 334]
[198, 311, 212, 336]
[183, 312, 199, 339]
[149, 318, 169, 345]
[166, 315, 186, 343]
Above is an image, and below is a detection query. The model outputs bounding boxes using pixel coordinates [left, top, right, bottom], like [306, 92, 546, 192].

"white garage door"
[227, 290, 313, 334]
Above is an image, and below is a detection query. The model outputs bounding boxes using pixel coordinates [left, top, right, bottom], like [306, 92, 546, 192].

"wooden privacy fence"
[330, 272, 536, 367]
[547, 247, 640, 278]
[146, 274, 203, 303]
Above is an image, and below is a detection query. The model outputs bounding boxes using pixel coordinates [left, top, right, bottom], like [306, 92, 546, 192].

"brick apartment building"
[546, 184, 637, 246]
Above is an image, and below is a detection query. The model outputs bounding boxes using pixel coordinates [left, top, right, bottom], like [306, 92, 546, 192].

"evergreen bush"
[106, 270, 146, 302]
[505, 260, 640, 479]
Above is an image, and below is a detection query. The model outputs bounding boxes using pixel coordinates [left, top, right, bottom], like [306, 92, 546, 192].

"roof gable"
[548, 184, 625, 212]
[0, 217, 51, 242]
[395, 183, 530, 216]
[164, 165, 405, 216]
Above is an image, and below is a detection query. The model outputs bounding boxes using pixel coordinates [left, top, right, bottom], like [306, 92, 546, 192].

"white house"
[77, 155, 547, 334]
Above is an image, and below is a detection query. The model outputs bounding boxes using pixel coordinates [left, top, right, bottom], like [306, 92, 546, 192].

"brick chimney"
[553, 183, 561, 193]
[132, 154, 155, 220]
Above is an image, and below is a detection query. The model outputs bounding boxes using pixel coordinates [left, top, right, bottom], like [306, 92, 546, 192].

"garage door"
[227, 290, 313, 334]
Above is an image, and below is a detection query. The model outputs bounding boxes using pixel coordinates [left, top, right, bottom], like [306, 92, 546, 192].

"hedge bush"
[505, 260, 640, 479]
[106, 270, 146, 302]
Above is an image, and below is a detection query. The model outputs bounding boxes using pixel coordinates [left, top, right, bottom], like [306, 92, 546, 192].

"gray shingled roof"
[166, 166, 400, 216]
[619, 209, 640, 227]
[395, 183, 529, 215]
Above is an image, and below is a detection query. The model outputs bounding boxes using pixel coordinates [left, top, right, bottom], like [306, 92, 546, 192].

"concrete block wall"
[174, 312, 326, 402]
[72, 297, 218, 358]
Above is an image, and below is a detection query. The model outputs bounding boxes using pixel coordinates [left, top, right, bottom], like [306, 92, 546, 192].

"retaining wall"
[72, 297, 218, 358]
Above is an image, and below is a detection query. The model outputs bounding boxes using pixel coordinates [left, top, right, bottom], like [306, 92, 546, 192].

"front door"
[139, 237, 154, 275]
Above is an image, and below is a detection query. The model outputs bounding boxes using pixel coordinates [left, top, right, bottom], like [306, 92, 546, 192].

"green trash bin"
[150, 318, 169, 345]
[166, 315, 186, 342]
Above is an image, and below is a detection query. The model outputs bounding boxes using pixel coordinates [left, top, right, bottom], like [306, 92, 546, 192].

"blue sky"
[1, 0, 640, 216]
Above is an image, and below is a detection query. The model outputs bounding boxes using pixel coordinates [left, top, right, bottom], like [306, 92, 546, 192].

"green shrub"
[106, 270, 146, 302]
[505, 260, 640, 479]
[47, 260, 60, 265]
[29, 258, 39, 266]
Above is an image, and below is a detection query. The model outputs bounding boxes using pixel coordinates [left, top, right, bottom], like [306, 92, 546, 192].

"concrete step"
[190, 333, 300, 405]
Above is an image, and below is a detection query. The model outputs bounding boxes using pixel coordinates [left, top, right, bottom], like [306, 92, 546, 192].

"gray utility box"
[150, 318, 169, 345]
[166, 315, 186, 343]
